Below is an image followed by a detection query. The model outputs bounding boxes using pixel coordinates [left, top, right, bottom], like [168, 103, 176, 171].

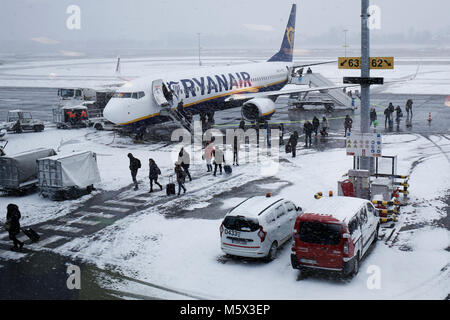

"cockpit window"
[59, 89, 74, 98]
[113, 91, 145, 99]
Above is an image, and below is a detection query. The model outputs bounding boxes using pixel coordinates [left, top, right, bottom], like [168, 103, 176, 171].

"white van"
[220, 195, 302, 261]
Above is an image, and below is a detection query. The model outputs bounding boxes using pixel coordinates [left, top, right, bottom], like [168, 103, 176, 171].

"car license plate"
[225, 229, 241, 237]
[232, 238, 247, 245]
[300, 258, 317, 265]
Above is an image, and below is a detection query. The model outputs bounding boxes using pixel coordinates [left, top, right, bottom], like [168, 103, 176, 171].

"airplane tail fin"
[268, 4, 296, 62]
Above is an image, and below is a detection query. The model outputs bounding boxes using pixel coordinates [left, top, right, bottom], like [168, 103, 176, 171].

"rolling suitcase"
[21, 228, 40, 243]
[224, 165, 232, 175]
[166, 175, 176, 196]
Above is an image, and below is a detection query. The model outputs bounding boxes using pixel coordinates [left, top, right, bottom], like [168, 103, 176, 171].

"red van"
[291, 197, 379, 278]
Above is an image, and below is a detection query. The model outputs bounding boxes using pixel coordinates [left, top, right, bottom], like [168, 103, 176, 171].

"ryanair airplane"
[103, 4, 347, 129]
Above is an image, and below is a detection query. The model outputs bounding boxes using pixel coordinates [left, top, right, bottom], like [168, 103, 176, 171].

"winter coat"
[129, 156, 141, 172]
[6, 205, 21, 235]
[149, 163, 161, 179]
[312, 118, 320, 129]
[174, 166, 185, 184]
[204, 144, 214, 160]
[178, 149, 190, 167]
[344, 117, 353, 128]
[322, 119, 328, 129]
[370, 110, 377, 121]
[303, 122, 314, 135]
[213, 149, 224, 165]
[289, 135, 298, 147]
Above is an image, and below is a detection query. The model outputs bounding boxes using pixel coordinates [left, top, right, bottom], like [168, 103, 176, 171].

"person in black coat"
[303, 121, 314, 147]
[312, 116, 320, 137]
[370, 108, 377, 127]
[148, 158, 163, 193]
[344, 115, 353, 137]
[174, 164, 186, 196]
[6, 204, 23, 251]
[128, 153, 141, 190]
[288, 132, 298, 157]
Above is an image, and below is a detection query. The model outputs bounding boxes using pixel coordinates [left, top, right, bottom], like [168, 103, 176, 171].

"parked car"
[220, 195, 302, 261]
[291, 196, 380, 278]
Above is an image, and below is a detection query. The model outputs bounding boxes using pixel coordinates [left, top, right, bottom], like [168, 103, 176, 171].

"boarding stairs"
[290, 73, 356, 110]
[159, 105, 193, 134]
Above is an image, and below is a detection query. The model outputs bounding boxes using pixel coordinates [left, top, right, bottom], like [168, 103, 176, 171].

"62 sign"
[338, 57, 394, 69]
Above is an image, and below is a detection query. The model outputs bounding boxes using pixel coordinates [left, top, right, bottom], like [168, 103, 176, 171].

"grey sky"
[1, 0, 449, 52]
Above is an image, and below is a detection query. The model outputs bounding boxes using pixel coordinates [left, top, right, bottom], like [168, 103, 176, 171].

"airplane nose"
[103, 99, 122, 124]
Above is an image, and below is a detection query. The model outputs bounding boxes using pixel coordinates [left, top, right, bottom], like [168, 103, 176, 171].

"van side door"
[359, 207, 371, 255]
[274, 204, 288, 244]
[366, 203, 378, 237]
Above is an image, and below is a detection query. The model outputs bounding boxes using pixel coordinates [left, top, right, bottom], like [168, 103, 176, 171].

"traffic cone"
[329, 190, 334, 197]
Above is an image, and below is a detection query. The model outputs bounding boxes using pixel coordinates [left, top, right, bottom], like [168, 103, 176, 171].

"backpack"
[136, 159, 141, 169]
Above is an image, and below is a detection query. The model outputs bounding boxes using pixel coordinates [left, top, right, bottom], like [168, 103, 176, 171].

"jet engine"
[241, 98, 276, 121]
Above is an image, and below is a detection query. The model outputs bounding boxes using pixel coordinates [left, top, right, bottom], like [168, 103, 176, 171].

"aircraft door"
[152, 79, 170, 107]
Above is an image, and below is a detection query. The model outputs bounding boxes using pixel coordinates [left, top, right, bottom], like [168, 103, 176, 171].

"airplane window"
[138, 91, 145, 98]
[132, 92, 138, 99]
[113, 92, 132, 98]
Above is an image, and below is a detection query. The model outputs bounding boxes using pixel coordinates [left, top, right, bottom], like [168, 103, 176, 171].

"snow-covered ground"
[0, 55, 450, 95]
[1, 125, 447, 299]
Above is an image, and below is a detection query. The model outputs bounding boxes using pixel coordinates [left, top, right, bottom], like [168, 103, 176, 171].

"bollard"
[329, 190, 333, 197]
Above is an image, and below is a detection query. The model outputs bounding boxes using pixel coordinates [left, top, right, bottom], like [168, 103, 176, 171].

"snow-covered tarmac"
[1, 126, 448, 299]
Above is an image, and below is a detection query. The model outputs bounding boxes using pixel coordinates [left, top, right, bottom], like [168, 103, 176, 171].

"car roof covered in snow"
[227, 196, 285, 219]
[305, 197, 369, 222]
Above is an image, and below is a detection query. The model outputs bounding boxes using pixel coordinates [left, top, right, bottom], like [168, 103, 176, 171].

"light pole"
[360, 0, 370, 170]
[197, 33, 202, 66]
[343, 29, 349, 57]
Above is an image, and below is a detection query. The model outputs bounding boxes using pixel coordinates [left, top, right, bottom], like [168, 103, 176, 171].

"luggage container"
[37, 151, 101, 200]
[0, 148, 57, 193]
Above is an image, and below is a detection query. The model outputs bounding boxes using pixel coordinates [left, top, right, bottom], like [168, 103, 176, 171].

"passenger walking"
[370, 108, 377, 127]
[405, 99, 413, 118]
[203, 141, 214, 172]
[384, 107, 391, 128]
[312, 116, 320, 137]
[344, 115, 353, 136]
[178, 147, 192, 182]
[239, 119, 245, 131]
[213, 146, 225, 176]
[279, 123, 285, 145]
[288, 132, 298, 157]
[174, 163, 186, 196]
[148, 158, 163, 193]
[303, 121, 313, 147]
[232, 134, 240, 166]
[128, 153, 141, 190]
[395, 105, 403, 127]
[320, 116, 329, 137]
[5, 204, 24, 251]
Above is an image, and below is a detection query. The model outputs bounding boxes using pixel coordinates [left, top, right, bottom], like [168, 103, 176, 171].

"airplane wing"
[225, 84, 358, 102]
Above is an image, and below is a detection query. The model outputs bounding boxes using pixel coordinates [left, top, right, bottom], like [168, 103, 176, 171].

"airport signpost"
[346, 132, 382, 157]
[338, 57, 394, 69]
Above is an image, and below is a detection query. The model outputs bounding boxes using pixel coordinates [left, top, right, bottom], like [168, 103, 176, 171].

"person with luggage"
[148, 158, 163, 193]
[344, 115, 353, 137]
[303, 120, 313, 147]
[213, 146, 225, 176]
[288, 132, 298, 157]
[312, 116, 320, 137]
[370, 108, 377, 127]
[5, 204, 24, 251]
[174, 163, 186, 196]
[178, 147, 192, 182]
[320, 116, 329, 137]
[128, 153, 141, 191]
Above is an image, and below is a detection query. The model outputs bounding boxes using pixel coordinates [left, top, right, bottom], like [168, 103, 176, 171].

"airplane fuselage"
[103, 61, 292, 128]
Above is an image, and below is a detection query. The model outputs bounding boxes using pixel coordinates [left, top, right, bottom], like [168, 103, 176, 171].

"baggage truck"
[0, 148, 57, 193]
[37, 151, 101, 200]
